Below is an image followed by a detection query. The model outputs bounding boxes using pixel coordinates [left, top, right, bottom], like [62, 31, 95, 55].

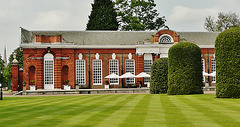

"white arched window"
[159, 34, 174, 43]
[44, 53, 54, 89]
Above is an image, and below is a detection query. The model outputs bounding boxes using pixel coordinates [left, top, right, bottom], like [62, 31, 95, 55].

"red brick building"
[12, 28, 218, 91]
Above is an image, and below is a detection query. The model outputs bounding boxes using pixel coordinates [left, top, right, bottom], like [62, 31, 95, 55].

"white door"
[44, 53, 54, 90]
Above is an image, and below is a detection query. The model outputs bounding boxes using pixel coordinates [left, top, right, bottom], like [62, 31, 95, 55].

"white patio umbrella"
[119, 72, 135, 78]
[209, 71, 216, 76]
[203, 72, 216, 76]
[104, 73, 120, 78]
[135, 72, 150, 78]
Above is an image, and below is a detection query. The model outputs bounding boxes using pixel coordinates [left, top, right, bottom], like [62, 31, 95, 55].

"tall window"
[44, 53, 54, 85]
[202, 59, 205, 82]
[211, 59, 216, 83]
[144, 60, 152, 84]
[109, 59, 119, 85]
[76, 60, 86, 85]
[126, 59, 135, 84]
[93, 60, 102, 85]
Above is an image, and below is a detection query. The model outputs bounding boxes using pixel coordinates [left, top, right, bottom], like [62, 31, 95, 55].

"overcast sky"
[1, 0, 240, 60]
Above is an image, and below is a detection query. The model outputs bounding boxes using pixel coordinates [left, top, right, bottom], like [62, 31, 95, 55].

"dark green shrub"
[215, 27, 240, 98]
[167, 42, 203, 95]
[150, 58, 168, 94]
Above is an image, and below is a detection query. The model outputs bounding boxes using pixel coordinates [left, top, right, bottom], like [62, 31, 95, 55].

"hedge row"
[150, 58, 168, 94]
[167, 42, 203, 95]
[215, 27, 240, 98]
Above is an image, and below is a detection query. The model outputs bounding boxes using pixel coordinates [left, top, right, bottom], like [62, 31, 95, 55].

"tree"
[86, 0, 119, 30]
[0, 55, 3, 70]
[168, 42, 203, 95]
[8, 47, 23, 68]
[114, 0, 166, 31]
[215, 27, 240, 98]
[204, 12, 240, 32]
[0, 54, 7, 87]
[150, 58, 168, 94]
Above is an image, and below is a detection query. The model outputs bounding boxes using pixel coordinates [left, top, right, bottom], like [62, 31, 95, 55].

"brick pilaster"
[136, 54, 144, 87]
[153, 54, 159, 62]
[12, 62, 19, 91]
[54, 50, 62, 89]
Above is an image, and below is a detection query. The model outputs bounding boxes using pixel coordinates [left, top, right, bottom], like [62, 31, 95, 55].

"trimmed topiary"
[167, 42, 203, 95]
[150, 58, 168, 94]
[215, 27, 240, 98]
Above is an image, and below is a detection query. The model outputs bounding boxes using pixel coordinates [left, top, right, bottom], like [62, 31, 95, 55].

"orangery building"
[12, 28, 218, 91]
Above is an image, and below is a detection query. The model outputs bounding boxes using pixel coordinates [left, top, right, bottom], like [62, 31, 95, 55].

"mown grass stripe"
[52, 94, 125, 127]
[183, 95, 240, 126]
[74, 94, 136, 126]
[96, 94, 143, 127]
[0, 95, 76, 114]
[0, 95, 105, 127]
[22, 95, 113, 127]
[0, 96, 84, 126]
[173, 95, 220, 127]
[160, 94, 193, 127]
[0, 97, 50, 110]
[143, 94, 167, 127]
[119, 94, 152, 127]
[198, 95, 240, 114]
[0, 96, 69, 118]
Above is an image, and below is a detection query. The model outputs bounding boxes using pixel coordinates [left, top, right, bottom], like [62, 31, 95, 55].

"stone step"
[203, 86, 216, 91]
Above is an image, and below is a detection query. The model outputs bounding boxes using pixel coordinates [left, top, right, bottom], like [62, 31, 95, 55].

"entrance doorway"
[44, 53, 54, 90]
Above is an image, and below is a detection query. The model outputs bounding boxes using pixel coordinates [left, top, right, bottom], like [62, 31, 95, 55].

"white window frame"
[44, 53, 54, 86]
[126, 59, 135, 84]
[76, 60, 86, 85]
[144, 60, 152, 84]
[159, 34, 174, 43]
[93, 59, 102, 85]
[211, 59, 216, 83]
[202, 59, 205, 82]
[109, 59, 119, 85]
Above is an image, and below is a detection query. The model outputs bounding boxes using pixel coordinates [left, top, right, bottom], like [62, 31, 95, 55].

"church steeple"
[3, 46, 7, 67]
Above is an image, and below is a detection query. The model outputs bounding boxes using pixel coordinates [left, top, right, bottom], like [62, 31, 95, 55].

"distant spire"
[3, 46, 7, 67]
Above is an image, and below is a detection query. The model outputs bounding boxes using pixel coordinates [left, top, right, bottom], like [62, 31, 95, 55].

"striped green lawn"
[0, 94, 240, 127]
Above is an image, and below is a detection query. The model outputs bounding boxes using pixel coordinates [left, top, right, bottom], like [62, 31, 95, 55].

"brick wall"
[22, 48, 136, 90]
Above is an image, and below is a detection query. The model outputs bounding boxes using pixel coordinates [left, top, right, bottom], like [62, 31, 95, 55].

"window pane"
[76, 60, 86, 85]
[211, 59, 216, 83]
[93, 60, 102, 85]
[44, 60, 54, 85]
[144, 60, 152, 84]
[126, 59, 135, 84]
[202, 59, 205, 82]
[109, 59, 119, 85]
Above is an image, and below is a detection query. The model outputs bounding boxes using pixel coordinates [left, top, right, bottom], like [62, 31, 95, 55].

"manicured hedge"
[150, 58, 168, 94]
[167, 42, 203, 95]
[215, 27, 240, 98]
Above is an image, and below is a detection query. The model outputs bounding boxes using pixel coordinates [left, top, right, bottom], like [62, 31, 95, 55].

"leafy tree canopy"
[204, 12, 240, 32]
[86, 0, 119, 30]
[0, 55, 3, 71]
[114, 0, 166, 31]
